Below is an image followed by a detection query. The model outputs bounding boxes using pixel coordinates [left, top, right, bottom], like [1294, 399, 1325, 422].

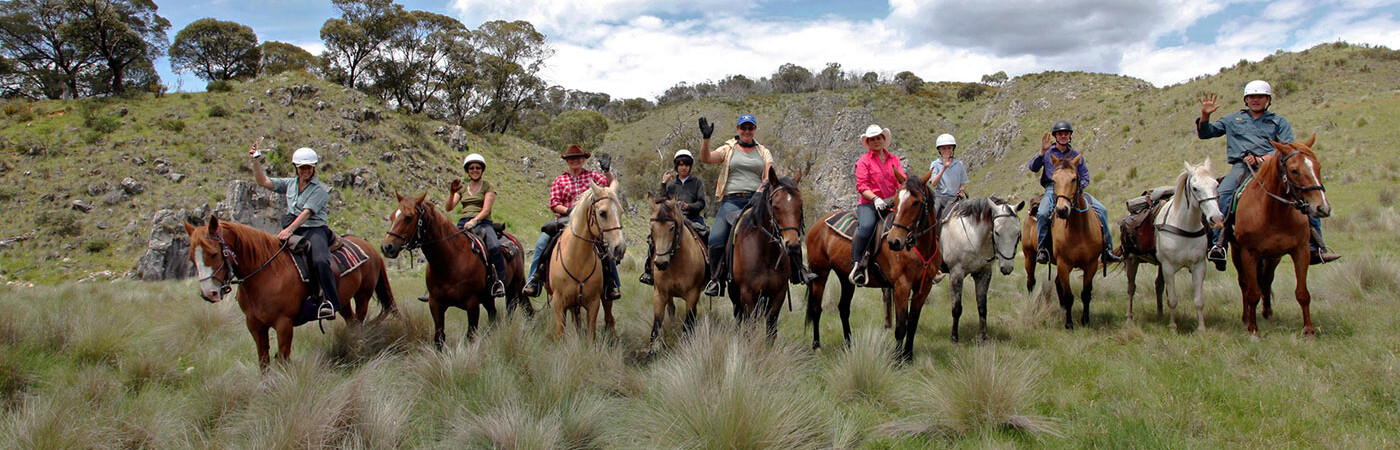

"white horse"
[1152, 158, 1224, 331]
[939, 196, 1024, 343]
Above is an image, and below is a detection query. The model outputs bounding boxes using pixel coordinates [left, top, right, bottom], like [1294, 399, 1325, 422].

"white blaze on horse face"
[392, 208, 401, 224]
[896, 189, 910, 213]
[1302, 158, 1329, 207]
[194, 252, 218, 298]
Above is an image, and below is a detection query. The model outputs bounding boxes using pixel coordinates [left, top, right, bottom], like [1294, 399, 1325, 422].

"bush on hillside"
[206, 80, 233, 92]
[154, 118, 186, 133]
[957, 83, 989, 102]
[207, 105, 230, 118]
[37, 210, 81, 237]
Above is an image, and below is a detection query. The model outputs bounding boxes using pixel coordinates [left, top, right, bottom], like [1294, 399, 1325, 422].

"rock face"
[214, 180, 283, 234]
[133, 209, 196, 281]
[765, 95, 915, 212]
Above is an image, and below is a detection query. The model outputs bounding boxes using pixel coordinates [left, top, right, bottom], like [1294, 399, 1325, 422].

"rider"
[928, 133, 969, 219]
[521, 144, 621, 300]
[447, 153, 507, 298]
[1029, 120, 1122, 265]
[697, 113, 817, 296]
[640, 149, 707, 286]
[852, 124, 904, 286]
[1197, 79, 1340, 270]
[249, 145, 338, 320]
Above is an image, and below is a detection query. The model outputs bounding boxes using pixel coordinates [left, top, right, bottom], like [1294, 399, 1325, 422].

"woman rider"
[640, 149, 707, 285]
[697, 113, 815, 296]
[850, 124, 949, 286]
[521, 145, 621, 300]
[249, 145, 338, 320]
[447, 153, 507, 298]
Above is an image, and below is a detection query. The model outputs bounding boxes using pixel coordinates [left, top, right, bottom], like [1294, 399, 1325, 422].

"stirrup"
[1035, 248, 1050, 264]
[317, 299, 336, 320]
[639, 271, 654, 285]
[491, 280, 506, 298]
[703, 280, 722, 297]
[1207, 245, 1226, 261]
[1310, 249, 1341, 265]
[522, 282, 542, 298]
[849, 265, 868, 287]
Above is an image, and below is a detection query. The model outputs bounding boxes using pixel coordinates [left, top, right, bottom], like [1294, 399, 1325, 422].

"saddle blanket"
[292, 236, 371, 283]
[824, 210, 859, 241]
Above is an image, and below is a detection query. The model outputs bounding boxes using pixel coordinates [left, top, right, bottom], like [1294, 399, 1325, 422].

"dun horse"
[806, 170, 943, 361]
[1232, 135, 1330, 337]
[1048, 155, 1103, 329]
[1146, 159, 1224, 330]
[380, 193, 521, 348]
[729, 166, 806, 339]
[646, 194, 707, 349]
[940, 197, 1023, 343]
[548, 183, 626, 341]
[185, 217, 397, 369]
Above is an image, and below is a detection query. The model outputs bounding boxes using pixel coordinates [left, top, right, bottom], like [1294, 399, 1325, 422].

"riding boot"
[849, 236, 869, 286]
[1309, 225, 1341, 265]
[1035, 237, 1051, 265]
[1101, 245, 1123, 264]
[522, 234, 557, 298]
[1208, 213, 1232, 271]
[703, 247, 725, 297]
[788, 250, 817, 285]
[488, 247, 508, 298]
[639, 239, 655, 285]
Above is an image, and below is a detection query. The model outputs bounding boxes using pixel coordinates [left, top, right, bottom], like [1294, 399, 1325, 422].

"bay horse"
[646, 194, 707, 350]
[184, 216, 397, 370]
[729, 166, 805, 339]
[1049, 154, 1102, 329]
[379, 193, 521, 348]
[1232, 135, 1330, 337]
[940, 196, 1024, 343]
[548, 183, 625, 341]
[1020, 193, 1044, 294]
[805, 170, 942, 361]
[1147, 159, 1224, 331]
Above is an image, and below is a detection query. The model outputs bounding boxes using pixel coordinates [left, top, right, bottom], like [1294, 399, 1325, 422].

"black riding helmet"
[1052, 120, 1073, 134]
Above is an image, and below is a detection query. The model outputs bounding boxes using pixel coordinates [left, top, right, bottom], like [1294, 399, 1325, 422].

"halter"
[753, 184, 806, 248]
[989, 206, 1021, 261]
[200, 228, 289, 295]
[1054, 180, 1092, 214]
[385, 203, 472, 251]
[559, 194, 622, 294]
[650, 202, 700, 260]
[1248, 150, 1325, 213]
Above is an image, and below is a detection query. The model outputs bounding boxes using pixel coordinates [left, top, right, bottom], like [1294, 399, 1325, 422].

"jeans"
[528, 230, 550, 280]
[462, 218, 507, 283]
[1036, 184, 1112, 251]
[527, 227, 621, 290]
[293, 225, 338, 305]
[708, 194, 751, 250]
[852, 203, 879, 265]
[1212, 161, 1324, 250]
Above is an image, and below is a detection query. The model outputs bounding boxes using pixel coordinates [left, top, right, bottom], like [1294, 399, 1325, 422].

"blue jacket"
[1028, 144, 1090, 188]
[1197, 109, 1294, 164]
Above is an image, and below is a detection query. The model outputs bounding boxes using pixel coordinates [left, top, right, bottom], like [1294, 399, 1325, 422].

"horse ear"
[1069, 154, 1082, 168]
[766, 165, 779, 184]
[1050, 154, 1063, 167]
[1269, 140, 1290, 153]
[395, 192, 403, 202]
[792, 167, 805, 183]
[1304, 133, 1316, 149]
[1184, 160, 1193, 173]
[919, 168, 933, 185]
[414, 192, 428, 205]
[1202, 156, 1212, 172]
[1015, 201, 1025, 213]
[184, 220, 196, 237]
[207, 215, 220, 233]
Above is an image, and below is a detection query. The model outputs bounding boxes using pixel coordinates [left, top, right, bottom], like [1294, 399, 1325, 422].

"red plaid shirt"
[548, 170, 609, 217]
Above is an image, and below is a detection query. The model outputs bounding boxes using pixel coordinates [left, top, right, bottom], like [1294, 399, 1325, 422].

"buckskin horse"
[380, 193, 523, 348]
[940, 196, 1024, 343]
[805, 170, 943, 360]
[1048, 154, 1103, 329]
[185, 216, 397, 370]
[729, 166, 805, 339]
[1148, 159, 1224, 331]
[548, 183, 625, 341]
[646, 194, 707, 350]
[1232, 135, 1330, 338]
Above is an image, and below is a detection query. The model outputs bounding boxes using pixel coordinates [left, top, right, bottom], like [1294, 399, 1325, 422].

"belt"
[724, 192, 752, 199]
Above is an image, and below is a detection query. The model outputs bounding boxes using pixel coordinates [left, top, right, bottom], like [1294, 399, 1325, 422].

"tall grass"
[823, 327, 900, 405]
[880, 348, 1060, 439]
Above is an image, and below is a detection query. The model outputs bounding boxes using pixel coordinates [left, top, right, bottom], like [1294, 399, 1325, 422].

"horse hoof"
[1249, 332, 1261, 342]
[950, 334, 959, 344]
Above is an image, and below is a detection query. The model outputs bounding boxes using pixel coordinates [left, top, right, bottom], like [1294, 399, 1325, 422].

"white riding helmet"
[291, 147, 319, 166]
[673, 149, 693, 161]
[935, 133, 957, 148]
[462, 153, 486, 171]
[1243, 80, 1272, 97]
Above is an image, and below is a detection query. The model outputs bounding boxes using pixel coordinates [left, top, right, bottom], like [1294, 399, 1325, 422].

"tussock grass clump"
[621, 320, 833, 449]
[1317, 254, 1400, 302]
[323, 307, 430, 367]
[881, 349, 1060, 439]
[824, 327, 900, 405]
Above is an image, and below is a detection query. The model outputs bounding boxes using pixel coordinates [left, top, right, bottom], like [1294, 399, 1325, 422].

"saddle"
[1119, 186, 1175, 256]
[822, 208, 896, 285]
[285, 233, 371, 283]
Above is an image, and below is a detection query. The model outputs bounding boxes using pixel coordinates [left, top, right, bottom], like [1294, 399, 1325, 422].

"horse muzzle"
[889, 239, 905, 252]
[1000, 263, 1014, 276]
[200, 288, 224, 303]
[1309, 203, 1331, 219]
[654, 257, 670, 271]
[380, 243, 402, 258]
[1055, 206, 1069, 219]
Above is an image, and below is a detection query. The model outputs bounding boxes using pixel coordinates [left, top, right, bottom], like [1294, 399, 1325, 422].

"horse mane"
[205, 220, 282, 266]
[738, 177, 799, 233]
[902, 177, 930, 198]
[568, 183, 604, 227]
[1172, 169, 1191, 203]
[655, 196, 680, 222]
[950, 197, 994, 225]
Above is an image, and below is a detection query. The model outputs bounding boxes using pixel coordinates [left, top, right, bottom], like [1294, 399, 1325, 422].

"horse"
[729, 166, 805, 339]
[1143, 159, 1224, 330]
[1048, 154, 1103, 329]
[1232, 135, 1330, 337]
[380, 193, 521, 348]
[547, 183, 625, 341]
[645, 194, 708, 350]
[940, 196, 1024, 343]
[184, 216, 397, 370]
[806, 170, 943, 361]
[1021, 193, 1044, 293]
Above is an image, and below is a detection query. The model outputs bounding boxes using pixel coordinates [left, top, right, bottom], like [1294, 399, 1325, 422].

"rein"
[1245, 150, 1325, 213]
[202, 229, 290, 295]
[751, 185, 806, 253]
[892, 185, 938, 250]
[387, 204, 473, 251]
[558, 193, 621, 298]
[650, 205, 700, 260]
[1054, 182, 1092, 214]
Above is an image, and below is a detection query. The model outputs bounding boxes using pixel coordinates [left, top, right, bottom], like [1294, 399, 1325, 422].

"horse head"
[588, 183, 627, 261]
[990, 197, 1025, 276]
[185, 215, 235, 303]
[888, 169, 935, 252]
[381, 192, 428, 258]
[1050, 154, 1082, 219]
[1270, 134, 1330, 219]
[764, 166, 805, 255]
[1184, 157, 1224, 228]
[648, 192, 682, 271]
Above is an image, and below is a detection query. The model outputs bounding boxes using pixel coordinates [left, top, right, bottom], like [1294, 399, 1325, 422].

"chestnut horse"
[1232, 135, 1330, 337]
[548, 183, 625, 341]
[646, 194, 707, 350]
[1049, 154, 1103, 329]
[806, 170, 942, 361]
[380, 193, 522, 348]
[184, 217, 397, 370]
[729, 166, 805, 339]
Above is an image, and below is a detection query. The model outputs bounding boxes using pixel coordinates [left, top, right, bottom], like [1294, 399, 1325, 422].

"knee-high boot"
[704, 247, 725, 297]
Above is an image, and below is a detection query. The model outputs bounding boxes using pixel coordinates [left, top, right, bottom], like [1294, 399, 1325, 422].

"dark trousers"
[294, 225, 339, 305]
[462, 218, 507, 283]
[852, 203, 880, 265]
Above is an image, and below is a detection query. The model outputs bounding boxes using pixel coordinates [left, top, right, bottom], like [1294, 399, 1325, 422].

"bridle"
[1156, 171, 1219, 238]
[1054, 178, 1092, 214]
[989, 204, 1021, 261]
[199, 229, 288, 296]
[649, 202, 696, 260]
[570, 194, 623, 259]
[754, 184, 805, 247]
[385, 203, 471, 251]
[891, 184, 937, 251]
[1249, 150, 1325, 213]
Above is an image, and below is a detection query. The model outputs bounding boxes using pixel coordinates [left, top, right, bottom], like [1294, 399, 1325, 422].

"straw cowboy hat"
[860, 124, 891, 144]
[560, 144, 591, 159]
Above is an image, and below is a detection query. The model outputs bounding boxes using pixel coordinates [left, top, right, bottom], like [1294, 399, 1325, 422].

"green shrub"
[86, 115, 121, 134]
[1355, 116, 1368, 128]
[155, 118, 186, 133]
[207, 105, 229, 118]
[206, 80, 233, 92]
[83, 237, 110, 254]
[37, 210, 82, 237]
[2, 100, 33, 122]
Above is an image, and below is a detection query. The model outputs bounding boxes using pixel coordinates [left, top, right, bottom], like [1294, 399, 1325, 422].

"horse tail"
[372, 263, 398, 321]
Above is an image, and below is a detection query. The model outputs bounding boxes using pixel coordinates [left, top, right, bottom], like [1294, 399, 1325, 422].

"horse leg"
[1260, 257, 1281, 320]
[602, 299, 616, 335]
[1162, 261, 1179, 331]
[766, 295, 782, 343]
[650, 290, 667, 350]
[552, 295, 568, 339]
[247, 319, 272, 371]
[465, 298, 481, 341]
[882, 288, 893, 329]
[950, 271, 965, 343]
[585, 299, 601, 344]
[974, 269, 993, 343]
[901, 284, 931, 362]
[805, 268, 827, 350]
[1056, 264, 1074, 330]
[273, 318, 294, 365]
[838, 280, 856, 346]
[682, 289, 700, 338]
[1236, 250, 1261, 338]
[1124, 259, 1138, 321]
[482, 288, 499, 323]
[1080, 267, 1095, 327]
[1154, 266, 1166, 317]
[430, 299, 447, 350]
[1291, 248, 1316, 336]
[1024, 247, 1038, 293]
[1190, 260, 1208, 332]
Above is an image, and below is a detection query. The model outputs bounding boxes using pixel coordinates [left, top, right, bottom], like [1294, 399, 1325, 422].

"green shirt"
[459, 178, 495, 219]
[725, 146, 765, 195]
[270, 177, 330, 228]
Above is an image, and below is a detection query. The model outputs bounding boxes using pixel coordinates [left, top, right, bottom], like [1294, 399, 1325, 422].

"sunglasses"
[466, 165, 484, 171]
[738, 125, 756, 131]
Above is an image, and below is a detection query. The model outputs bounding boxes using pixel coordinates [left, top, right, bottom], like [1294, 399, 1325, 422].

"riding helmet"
[1051, 121, 1073, 134]
[462, 153, 486, 171]
[291, 147, 319, 166]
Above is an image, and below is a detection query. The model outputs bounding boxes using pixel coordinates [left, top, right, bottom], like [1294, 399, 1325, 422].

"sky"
[153, 0, 1400, 99]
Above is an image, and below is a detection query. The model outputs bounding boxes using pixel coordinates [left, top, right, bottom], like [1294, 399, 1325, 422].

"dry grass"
[880, 348, 1060, 439]
[823, 327, 900, 405]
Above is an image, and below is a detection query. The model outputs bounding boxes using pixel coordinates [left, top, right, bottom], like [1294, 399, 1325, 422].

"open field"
[2, 221, 1398, 448]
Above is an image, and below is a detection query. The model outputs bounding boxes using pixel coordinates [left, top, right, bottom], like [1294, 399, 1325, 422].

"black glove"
[699, 117, 714, 139]
[598, 153, 612, 172]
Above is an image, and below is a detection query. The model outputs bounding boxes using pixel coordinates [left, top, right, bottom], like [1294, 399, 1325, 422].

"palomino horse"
[940, 196, 1024, 343]
[184, 217, 397, 370]
[548, 183, 625, 341]
[1020, 193, 1044, 294]
[1146, 159, 1224, 330]
[646, 194, 707, 349]
[1049, 154, 1103, 329]
[806, 170, 942, 361]
[380, 193, 521, 348]
[730, 166, 805, 339]
[1233, 135, 1330, 337]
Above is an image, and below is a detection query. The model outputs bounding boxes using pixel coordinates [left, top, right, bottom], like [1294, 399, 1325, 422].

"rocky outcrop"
[214, 180, 283, 234]
[133, 209, 196, 281]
